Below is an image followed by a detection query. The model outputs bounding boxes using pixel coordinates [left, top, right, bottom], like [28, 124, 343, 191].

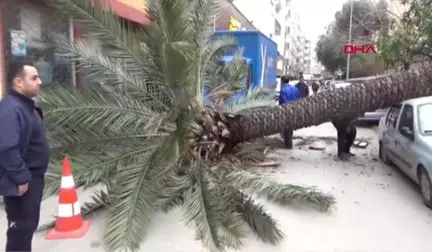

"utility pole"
[346, 0, 354, 81]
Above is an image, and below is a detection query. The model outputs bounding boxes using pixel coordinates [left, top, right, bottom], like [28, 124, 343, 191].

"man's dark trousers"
[4, 176, 44, 252]
[283, 130, 294, 149]
[332, 121, 357, 155]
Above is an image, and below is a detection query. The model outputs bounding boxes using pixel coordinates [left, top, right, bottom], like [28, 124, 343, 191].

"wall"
[0, 0, 74, 96]
[216, 0, 256, 30]
[231, 0, 273, 35]
[232, 0, 285, 71]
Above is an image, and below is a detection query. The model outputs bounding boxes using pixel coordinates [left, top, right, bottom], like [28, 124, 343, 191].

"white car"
[378, 96, 432, 207]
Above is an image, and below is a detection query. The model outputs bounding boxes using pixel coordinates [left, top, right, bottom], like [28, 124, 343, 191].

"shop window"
[1, 0, 74, 87]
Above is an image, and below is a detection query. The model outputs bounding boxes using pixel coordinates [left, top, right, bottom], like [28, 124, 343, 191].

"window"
[285, 26, 290, 35]
[398, 105, 414, 132]
[385, 104, 402, 128]
[418, 103, 432, 134]
[2, 0, 73, 87]
[275, 2, 281, 13]
[274, 20, 281, 36]
[285, 42, 289, 50]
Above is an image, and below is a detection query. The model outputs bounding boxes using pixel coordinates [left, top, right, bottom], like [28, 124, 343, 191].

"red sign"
[344, 44, 377, 54]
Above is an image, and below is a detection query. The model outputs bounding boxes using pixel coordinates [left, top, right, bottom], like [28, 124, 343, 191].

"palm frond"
[105, 136, 180, 252]
[182, 161, 223, 251]
[228, 170, 336, 211]
[227, 87, 277, 113]
[235, 191, 284, 244]
[39, 0, 338, 251]
[183, 160, 243, 251]
[39, 84, 173, 133]
[43, 0, 147, 76]
[43, 146, 157, 198]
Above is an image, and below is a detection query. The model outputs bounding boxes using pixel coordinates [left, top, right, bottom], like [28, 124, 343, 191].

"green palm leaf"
[39, 0, 336, 251]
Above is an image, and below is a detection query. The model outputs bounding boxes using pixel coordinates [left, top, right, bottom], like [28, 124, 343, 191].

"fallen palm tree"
[38, 0, 432, 251]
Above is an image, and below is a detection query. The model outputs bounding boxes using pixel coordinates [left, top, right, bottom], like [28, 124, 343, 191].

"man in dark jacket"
[311, 81, 319, 94]
[295, 76, 309, 98]
[332, 117, 357, 160]
[0, 60, 50, 252]
[279, 75, 301, 148]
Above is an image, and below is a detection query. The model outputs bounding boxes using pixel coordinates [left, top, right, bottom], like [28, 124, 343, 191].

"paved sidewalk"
[1, 124, 431, 252]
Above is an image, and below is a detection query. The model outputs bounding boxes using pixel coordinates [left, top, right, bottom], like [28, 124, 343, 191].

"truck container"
[204, 30, 278, 104]
[213, 30, 278, 89]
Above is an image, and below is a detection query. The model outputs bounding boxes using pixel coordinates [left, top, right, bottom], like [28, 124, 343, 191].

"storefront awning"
[102, 0, 150, 25]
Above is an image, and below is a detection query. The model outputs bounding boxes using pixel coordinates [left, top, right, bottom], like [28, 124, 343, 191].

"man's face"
[14, 65, 42, 98]
[300, 78, 304, 83]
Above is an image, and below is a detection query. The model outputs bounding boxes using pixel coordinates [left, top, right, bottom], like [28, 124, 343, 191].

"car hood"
[421, 135, 432, 148]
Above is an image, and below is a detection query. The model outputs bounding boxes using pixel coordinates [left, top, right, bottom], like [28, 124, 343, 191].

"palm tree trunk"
[228, 67, 432, 143]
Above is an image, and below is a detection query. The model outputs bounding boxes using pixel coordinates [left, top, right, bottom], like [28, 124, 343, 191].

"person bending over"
[332, 117, 357, 160]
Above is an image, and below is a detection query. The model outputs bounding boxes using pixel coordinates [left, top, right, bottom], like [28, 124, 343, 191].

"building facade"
[0, 0, 148, 97]
[284, 5, 303, 76]
[233, 0, 307, 76]
[302, 37, 311, 73]
[215, 0, 256, 30]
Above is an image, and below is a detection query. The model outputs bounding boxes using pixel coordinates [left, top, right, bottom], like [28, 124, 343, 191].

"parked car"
[378, 96, 432, 207]
[357, 108, 387, 123]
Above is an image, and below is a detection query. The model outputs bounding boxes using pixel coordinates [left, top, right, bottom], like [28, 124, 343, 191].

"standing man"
[332, 117, 357, 160]
[311, 81, 319, 95]
[279, 75, 301, 149]
[0, 60, 50, 252]
[295, 76, 310, 98]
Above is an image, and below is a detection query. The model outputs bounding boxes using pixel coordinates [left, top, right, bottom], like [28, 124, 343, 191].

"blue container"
[213, 30, 278, 89]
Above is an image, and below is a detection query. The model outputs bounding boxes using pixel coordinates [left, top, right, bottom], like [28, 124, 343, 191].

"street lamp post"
[346, 0, 354, 81]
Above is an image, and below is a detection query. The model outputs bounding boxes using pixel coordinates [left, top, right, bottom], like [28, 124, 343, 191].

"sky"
[293, 0, 347, 43]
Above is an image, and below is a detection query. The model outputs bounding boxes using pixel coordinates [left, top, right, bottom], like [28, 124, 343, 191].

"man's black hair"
[281, 75, 290, 84]
[6, 60, 35, 88]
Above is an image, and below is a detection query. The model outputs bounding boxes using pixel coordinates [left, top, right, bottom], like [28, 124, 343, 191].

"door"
[393, 104, 418, 178]
[381, 104, 402, 164]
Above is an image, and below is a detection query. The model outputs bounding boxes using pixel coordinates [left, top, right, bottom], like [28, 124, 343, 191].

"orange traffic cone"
[46, 157, 91, 240]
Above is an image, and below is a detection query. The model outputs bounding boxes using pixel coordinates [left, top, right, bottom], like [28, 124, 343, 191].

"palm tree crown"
[38, 0, 336, 251]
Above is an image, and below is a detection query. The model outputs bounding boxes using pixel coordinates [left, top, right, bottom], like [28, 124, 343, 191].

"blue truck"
[205, 30, 278, 103]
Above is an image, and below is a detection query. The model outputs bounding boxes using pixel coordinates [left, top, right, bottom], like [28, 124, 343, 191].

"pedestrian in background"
[279, 75, 301, 149]
[312, 81, 319, 95]
[0, 60, 50, 252]
[295, 76, 309, 98]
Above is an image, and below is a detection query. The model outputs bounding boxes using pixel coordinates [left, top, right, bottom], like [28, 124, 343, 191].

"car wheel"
[379, 142, 390, 164]
[419, 167, 432, 208]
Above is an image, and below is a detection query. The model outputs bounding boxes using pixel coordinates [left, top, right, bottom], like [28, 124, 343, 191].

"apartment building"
[215, 0, 256, 30]
[303, 38, 311, 73]
[282, 3, 307, 76]
[232, 0, 284, 75]
[232, 0, 304, 75]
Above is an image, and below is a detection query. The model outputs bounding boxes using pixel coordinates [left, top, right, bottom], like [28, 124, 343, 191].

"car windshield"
[418, 103, 432, 134]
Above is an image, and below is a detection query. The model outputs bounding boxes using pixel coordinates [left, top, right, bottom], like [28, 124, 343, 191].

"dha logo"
[344, 44, 377, 54]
